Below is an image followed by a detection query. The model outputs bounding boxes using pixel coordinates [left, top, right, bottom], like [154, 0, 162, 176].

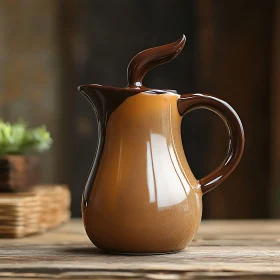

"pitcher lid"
[78, 35, 186, 94]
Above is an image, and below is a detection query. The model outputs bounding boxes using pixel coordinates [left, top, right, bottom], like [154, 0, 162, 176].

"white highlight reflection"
[147, 133, 186, 208]
[146, 141, 156, 203]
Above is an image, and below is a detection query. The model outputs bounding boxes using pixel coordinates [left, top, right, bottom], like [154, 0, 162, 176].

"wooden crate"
[0, 156, 40, 192]
[0, 184, 71, 238]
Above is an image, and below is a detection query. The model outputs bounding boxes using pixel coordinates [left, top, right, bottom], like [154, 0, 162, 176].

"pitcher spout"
[77, 84, 142, 205]
[77, 85, 108, 206]
[78, 84, 141, 117]
[77, 85, 107, 119]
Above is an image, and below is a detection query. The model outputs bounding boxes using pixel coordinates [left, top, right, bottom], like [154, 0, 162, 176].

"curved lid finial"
[127, 35, 186, 89]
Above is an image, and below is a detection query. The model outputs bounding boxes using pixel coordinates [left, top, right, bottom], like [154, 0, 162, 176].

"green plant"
[0, 120, 52, 155]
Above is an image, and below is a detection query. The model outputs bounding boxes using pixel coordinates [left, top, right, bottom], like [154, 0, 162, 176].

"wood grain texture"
[0, 220, 279, 279]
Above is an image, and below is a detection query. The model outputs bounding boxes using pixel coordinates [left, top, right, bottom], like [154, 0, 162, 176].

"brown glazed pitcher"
[78, 35, 245, 254]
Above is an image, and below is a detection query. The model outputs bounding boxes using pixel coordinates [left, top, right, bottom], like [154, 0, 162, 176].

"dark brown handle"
[177, 93, 245, 194]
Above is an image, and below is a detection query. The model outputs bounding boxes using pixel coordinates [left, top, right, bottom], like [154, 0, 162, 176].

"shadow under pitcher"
[77, 35, 245, 254]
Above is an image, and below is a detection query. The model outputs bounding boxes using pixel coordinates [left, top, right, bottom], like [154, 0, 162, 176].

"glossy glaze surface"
[82, 92, 202, 253]
[78, 35, 245, 254]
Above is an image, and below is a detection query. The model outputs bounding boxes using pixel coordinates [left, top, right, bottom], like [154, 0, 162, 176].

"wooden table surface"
[0, 219, 279, 279]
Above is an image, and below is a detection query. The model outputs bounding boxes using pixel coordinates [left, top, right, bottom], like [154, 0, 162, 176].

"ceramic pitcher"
[78, 35, 245, 254]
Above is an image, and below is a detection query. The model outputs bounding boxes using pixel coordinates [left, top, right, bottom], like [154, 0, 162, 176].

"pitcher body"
[82, 92, 202, 253]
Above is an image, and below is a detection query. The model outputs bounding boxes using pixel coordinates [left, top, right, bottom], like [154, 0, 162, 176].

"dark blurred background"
[1, 0, 279, 218]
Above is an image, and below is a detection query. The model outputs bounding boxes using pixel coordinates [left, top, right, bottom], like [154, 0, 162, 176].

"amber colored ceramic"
[78, 35, 245, 254]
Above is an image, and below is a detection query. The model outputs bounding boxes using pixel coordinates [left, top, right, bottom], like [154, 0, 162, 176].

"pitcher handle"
[177, 93, 245, 194]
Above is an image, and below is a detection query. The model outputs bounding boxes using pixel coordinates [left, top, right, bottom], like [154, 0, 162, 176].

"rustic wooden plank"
[0, 220, 279, 279]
